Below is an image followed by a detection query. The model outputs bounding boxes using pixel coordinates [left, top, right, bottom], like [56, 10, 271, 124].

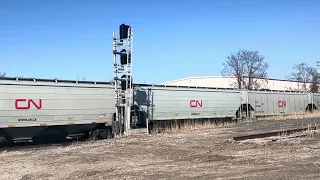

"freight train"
[0, 77, 318, 144]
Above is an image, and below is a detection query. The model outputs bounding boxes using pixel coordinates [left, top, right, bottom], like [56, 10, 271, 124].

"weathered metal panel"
[134, 86, 241, 120]
[247, 91, 309, 116]
[0, 79, 116, 128]
[312, 93, 320, 109]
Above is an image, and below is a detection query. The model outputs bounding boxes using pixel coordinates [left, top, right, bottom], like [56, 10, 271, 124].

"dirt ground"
[1, 118, 320, 180]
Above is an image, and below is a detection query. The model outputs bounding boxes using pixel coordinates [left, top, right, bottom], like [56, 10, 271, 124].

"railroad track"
[3, 124, 318, 152]
[233, 125, 320, 141]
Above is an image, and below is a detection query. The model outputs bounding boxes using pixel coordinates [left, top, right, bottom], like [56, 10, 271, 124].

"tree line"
[221, 49, 319, 92]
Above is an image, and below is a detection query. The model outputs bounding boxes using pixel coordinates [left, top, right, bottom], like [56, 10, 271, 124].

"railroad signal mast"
[112, 24, 133, 135]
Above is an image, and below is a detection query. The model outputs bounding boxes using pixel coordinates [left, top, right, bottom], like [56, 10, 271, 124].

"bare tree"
[0, 72, 6, 77]
[286, 63, 317, 92]
[221, 50, 245, 89]
[309, 67, 320, 93]
[286, 63, 310, 91]
[221, 50, 269, 90]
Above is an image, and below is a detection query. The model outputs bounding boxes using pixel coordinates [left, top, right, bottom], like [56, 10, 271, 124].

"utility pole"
[112, 24, 133, 136]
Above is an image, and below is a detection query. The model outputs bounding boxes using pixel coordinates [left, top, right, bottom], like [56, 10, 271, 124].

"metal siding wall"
[261, 94, 268, 114]
[295, 94, 309, 113]
[267, 94, 274, 114]
[278, 93, 285, 114]
[0, 83, 115, 128]
[248, 91, 309, 115]
[312, 94, 320, 109]
[139, 87, 241, 120]
[240, 91, 247, 104]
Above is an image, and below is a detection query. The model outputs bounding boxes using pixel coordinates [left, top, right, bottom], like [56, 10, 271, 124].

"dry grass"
[301, 123, 320, 137]
[155, 120, 237, 134]
[257, 111, 320, 121]
[275, 123, 320, 140]
[2, 119, 320, 179]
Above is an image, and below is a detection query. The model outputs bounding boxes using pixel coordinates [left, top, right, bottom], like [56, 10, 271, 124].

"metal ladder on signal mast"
[112, 24, 134, 136]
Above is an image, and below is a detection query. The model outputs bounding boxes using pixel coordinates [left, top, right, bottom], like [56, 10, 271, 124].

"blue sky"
[0, 0, 319, 84]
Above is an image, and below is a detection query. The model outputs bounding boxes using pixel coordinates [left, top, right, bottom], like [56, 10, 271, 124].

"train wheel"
[0, 136, 7, 143]
[89, 129, 113, 140]
[89, 129, 100, 141]
[107, 130, 114, 139]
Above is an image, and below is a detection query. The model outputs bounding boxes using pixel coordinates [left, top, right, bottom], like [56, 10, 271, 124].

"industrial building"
[161, 76, 315, 91]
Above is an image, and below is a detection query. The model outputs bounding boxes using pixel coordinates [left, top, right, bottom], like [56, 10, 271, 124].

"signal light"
[119, 24, 131, 40]
[120, 75, 133, 90]
[120, 49, 131, 65]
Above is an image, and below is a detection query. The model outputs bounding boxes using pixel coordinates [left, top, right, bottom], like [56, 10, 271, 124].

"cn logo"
[190, 100, 203, 108]
[15, 99, 42, 110]
[278, 101, 286, 108]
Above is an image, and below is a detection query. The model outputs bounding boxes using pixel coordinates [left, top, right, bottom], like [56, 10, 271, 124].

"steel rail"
[233, 126, 320, 141]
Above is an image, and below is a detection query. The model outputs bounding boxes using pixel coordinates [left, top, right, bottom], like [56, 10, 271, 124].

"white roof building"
[161, 76, 314, 91]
